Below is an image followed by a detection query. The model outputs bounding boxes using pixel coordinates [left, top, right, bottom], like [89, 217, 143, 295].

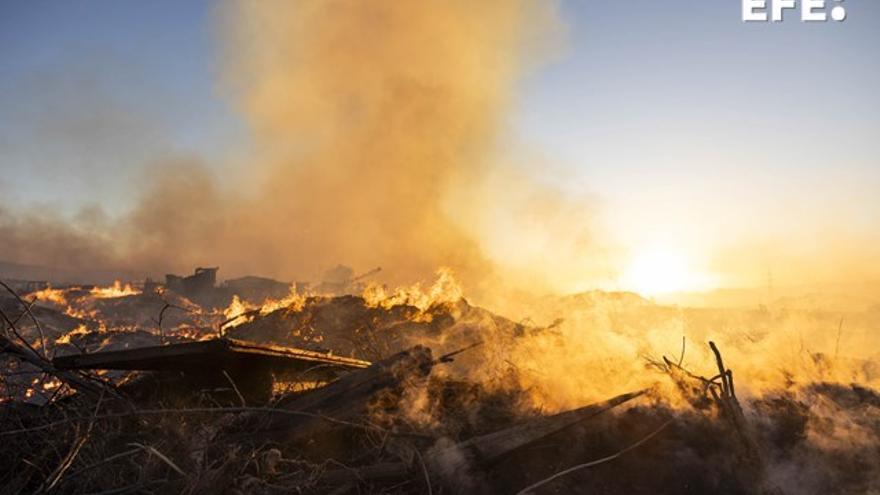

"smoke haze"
[2, 0, 579, 292]
[1, 0, 878, 303]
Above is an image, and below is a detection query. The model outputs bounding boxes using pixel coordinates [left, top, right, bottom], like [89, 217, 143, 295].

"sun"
[622, 247, 713, 296]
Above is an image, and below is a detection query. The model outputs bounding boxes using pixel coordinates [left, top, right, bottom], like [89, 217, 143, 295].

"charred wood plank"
[52, 338, 371, 404]
[431, 389, 646, 466]
[52, 338, 370, 376]
[225, 346, 434, 447]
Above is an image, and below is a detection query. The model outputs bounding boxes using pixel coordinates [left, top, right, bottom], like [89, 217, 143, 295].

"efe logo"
[742, 0, 847, 22]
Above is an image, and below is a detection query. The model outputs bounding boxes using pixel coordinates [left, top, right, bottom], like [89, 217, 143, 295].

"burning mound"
[1, 278, 879, 494]
[225, 294, 531, 361]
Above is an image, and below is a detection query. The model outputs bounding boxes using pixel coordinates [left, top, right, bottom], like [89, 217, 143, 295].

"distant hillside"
[0, 260, 61, 282]
[0, 259, 146, 285]
[656, 281, 880, 312]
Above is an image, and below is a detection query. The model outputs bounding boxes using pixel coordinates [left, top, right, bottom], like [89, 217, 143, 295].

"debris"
[223, 275, 292, 301]
[222, 346, 434, 448]
[437, 389, 646, 464]
[0, 332, 105, 397]
[427, 389, 648, 492]
[514, 418, 674, 495]
[316, 265, 382, 294]
[53, 337, 370, 403]
[52, 337, 370, 375]
[3, 281, 880, 495]
[165, 267, 218, 297]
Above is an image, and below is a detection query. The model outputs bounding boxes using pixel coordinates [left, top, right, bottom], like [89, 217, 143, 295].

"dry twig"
[0, 280, 48, 360]
[0, 406, 387, 437]
[515, 419, 674, 495]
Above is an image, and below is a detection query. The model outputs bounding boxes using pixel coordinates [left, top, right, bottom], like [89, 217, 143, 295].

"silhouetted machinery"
[165, 266, 218, 296]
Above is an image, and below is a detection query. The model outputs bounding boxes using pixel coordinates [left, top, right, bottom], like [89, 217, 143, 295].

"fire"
[90, 281, 140, 299]
[26, 285, 99, 319]
[363, 267, 463, 310]
[222, 295, 256, 325]
[258, 286, 307, 315]
[28, 286, 68, 306]
[222, 286, 308, 330]
[55, 324, 91, 345]
[63, 303, 98, 320]
[42, 379, 60, 391]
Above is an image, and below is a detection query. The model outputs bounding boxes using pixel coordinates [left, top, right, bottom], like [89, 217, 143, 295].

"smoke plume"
[211, 0, 560, 283]
[2, 0, 571, 291]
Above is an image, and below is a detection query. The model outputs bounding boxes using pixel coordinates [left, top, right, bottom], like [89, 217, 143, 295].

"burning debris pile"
[1, 275, 879, 494]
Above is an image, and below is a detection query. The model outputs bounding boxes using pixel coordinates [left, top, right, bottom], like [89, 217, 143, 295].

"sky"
[1, 0, 878, 294]
[512, 0, 880, 291]
[0, 0, 240, 210]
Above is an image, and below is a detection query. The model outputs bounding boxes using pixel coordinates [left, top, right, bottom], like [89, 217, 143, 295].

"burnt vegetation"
[1, 279, 879, 495]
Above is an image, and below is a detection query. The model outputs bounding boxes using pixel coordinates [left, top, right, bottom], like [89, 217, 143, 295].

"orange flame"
[363, 267, 463, 310]
[90, 281, 140, 299]
[28, 286, 69, 306]
[55, 324, 91, 345]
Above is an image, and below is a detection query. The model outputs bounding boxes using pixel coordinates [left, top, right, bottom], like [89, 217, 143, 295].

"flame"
[42, 378, 61, 391]
[55, 324, 91, 345]
[221, 286, 309, 330]
[171, 325, 215, 341]
[363, 267, 463, 310]
[27, 286, 99, 319]
[28, 286, 69, 306]
[257, 285, 307, 315]
[90, 281, 140, 299]
[64, 304, 98, 320]
[222, 294, 256, 324]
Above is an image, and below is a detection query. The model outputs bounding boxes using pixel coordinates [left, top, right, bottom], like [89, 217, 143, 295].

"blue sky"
[0, 0, 240, 210]
[517, 1, 880, 190]
[1, 0, 878, 288]
[511, 0, 880, 287]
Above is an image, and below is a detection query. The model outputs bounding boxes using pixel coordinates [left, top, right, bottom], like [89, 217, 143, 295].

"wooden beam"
[52, 338, 370, 374]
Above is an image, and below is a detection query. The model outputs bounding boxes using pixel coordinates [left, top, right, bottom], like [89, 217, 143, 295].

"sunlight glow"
[621, 246, 714, 296]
